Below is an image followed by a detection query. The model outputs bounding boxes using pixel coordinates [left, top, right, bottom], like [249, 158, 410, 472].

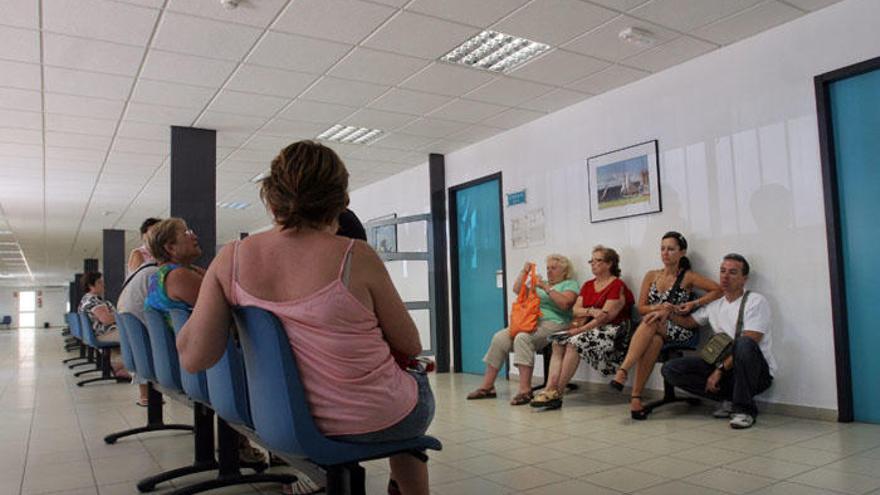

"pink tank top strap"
[230, 240, 241, 306]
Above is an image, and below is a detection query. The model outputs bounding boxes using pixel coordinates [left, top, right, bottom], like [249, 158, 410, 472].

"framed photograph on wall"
[587, 140, 662, 223]
[367, 213, 398, 253]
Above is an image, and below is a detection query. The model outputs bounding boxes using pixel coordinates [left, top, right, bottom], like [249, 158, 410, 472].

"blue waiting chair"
[76, 311, 127, 387]
[233, 306, 441, 495]
[102, 312, 192, 445]
[1, 315, 11, 329]
[63, 312, 90, 365]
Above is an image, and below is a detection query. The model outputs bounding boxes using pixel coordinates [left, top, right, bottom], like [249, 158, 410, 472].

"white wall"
[350, 0, 880, 411]
[0, 286, 69, 328]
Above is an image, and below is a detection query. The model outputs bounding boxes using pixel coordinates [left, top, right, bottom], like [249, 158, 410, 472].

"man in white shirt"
[661, 254, 775, 429]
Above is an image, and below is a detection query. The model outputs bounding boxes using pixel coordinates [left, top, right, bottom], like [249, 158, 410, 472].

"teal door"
[829, 66, 880, 423]
[452, 176, 506, 375]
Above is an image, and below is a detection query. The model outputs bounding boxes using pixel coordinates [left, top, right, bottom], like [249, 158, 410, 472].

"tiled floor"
[4, 327, 880, 494]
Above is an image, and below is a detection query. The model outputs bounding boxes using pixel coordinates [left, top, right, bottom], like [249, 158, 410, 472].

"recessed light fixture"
[0, 230, 11, 235]
[317, 124, 383, 145]
[441, 30, 550, 73]
[217, 201, 250, 210]
[0, 242, 17, 246]
[618, 27, 656, 47]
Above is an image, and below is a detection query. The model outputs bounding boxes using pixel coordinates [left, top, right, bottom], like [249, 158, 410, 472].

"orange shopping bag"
[508, 264, 542, 338]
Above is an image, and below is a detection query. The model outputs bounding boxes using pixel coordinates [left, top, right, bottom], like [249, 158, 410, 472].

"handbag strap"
[735, 290, 751, 338]
[660, 269, 688, 304]
[517, 265, 536, 302]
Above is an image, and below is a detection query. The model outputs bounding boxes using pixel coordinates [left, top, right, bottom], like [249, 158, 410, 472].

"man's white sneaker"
[713, 400, 733, 418]
[729, 413, 755, 429]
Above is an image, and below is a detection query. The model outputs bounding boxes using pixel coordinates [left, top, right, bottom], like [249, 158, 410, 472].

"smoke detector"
[619, 27, 656, 47]
[220, 0, 240, 10]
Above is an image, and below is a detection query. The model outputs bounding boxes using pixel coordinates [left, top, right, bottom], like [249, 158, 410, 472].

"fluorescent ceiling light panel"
[317, 124, 383, 145]
[217, 201, 250, 210]
[250, 171, 268, 183]
[441, 30, 550, 73]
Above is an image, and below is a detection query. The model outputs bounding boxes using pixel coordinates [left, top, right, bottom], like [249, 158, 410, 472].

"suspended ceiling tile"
[0, 129, 42, 146]
[153, 12, 263, 61]
[630, 0, 763, 32]
[274, 0, 396, 44]
[428, 98, 508, 124]
[208, 90, 290, 118]
[44, 93, 126, 120]
[247, 31, 352, 74]
[300, 77, 390, 107]
[131, 79, 218, 109]
[45, 146, 106, 162]
[43, 33, 145, 76]
[518, 88, 591, 112]
[446, 124, 506, 143]
[196, 111, 267, 134]
[480, 108, 546, 129]
[368, 88, 453, 115]
[45, 132, 113, 151]
[562, 15, 678, 62]
[0, 25, 39, 63]
[566, 64, 649, 94]
[464, 77, 554, 107]
[371, 132, 436, 151]
[125, 102, 199, 125]
[692, 1, 802, 46]
[43, 0, 160, 46]
[399, 62, 497, 97]
[0, 87, 42, 113]
[0, 60, 41, 91]
[259, 118, 326, 138]
[116, 120, 168, 141]
[226, 65, 319, 98]
[141, 50, 237, 87]
[782, 0, 841, 10]
[0, 109, 41, 130]
[397, 117, 469, 138]
[113, 137, 168, 156]
[217, 132, 254, 149]
[278, 99, 358, 124]
[0, 143, 41, 158]
[493, 0, 617, 46]
[342, 108, 419, 130]
[241, 134, 292, 152]
[510, 50, 611, 86]
[362, 11, 478, 60]
[589, 0, 651, 10]
[45, 114, 118, 136]
[329, 48, 430, 86]
[406, 0, 530, 27]
[44, 67, 133, 100]
[0, 0, 39, 29]
[167, 0, 288, 27]
[623, 36, 715, 73]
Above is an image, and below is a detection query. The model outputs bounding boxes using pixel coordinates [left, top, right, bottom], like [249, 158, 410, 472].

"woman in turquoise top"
[143, 218, 205, 313]
[467, 255, 579, 405]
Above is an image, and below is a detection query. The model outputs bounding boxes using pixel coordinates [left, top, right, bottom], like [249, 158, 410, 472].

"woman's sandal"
[509, 391, 533, 406]
[466, 387, 497, 400]
[630, 396, 649, 420]
[609, 368, 628, 392]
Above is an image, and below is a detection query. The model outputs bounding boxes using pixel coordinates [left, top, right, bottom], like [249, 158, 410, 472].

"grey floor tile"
[788, 467, 880, 495]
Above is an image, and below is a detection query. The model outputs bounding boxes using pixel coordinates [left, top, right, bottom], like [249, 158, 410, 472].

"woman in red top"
[530, 245, 634, 409]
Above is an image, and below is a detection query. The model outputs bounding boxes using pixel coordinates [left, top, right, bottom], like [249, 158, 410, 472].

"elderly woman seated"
[78, 271, 130, 379]
[530, 246, 634, 410]
[467, 255, 579, 405]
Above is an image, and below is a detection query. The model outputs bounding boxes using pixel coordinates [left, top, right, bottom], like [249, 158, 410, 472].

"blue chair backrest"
[143, 308, 184, 392]
[234, 306, 352, 464]
[78, 311, 98, 347]
[169, 309, 252, 427]
[2, 315, 12, 325]
[114, 312, 137, 373]
[118, 313, 157, 381]
[66, 312, 81, 339]
[167, 309, 210, 404]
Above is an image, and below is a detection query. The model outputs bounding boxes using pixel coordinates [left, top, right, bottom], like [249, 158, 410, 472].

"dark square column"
[170, 126, 217, 265]
[83, 258, 98, 273]
[429, 153, 450, 373]
[102, 229, 125, 305]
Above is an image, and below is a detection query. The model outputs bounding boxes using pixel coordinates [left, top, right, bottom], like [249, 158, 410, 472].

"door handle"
[496, 269, 504, 289]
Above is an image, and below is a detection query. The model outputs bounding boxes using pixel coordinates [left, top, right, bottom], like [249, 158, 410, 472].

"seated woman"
[467, 256, 579, 406]
[176, 140, 433, 495]
[78, 271, 130, 379]
[128, 217, 161, 274]
[530, 246, 634, 410]
[609, 231, 722, 419]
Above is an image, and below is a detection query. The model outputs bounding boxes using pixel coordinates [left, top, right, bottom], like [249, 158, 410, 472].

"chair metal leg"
[643, 379, 701, 413]
[74, 367, 101, 377]
[77, 349, 127, 386]
[105, 387, 193, 444]
[137, 404, 218, 492]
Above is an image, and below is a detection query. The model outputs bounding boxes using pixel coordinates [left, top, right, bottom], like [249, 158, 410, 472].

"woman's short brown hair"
[260, 140, 349, 230]
[593, 245, 621, 277]
[147, 218, 185, 264]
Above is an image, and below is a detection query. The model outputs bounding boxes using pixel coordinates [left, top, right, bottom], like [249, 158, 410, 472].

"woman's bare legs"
[389, 454, 428, 495]
[555, 343, 582, 392]
[613, 320, 662, 386]
[478, 364, 500, 391]
[516, 364, 535, 394]
[542, 342, 566, 392]
[630, 334, 664, 411]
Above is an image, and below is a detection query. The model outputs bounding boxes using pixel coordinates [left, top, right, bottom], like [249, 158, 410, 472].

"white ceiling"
[0, 0, 841, 285]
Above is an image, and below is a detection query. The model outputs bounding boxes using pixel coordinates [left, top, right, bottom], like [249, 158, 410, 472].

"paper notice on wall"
[510, 208, 545, 249]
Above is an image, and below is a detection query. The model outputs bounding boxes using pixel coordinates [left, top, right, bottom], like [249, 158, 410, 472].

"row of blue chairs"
[62, 312, 129, 387]
[110, 306, 440, 495]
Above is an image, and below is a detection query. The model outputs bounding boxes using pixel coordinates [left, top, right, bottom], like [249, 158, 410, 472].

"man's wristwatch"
[716, 361, 725, 371]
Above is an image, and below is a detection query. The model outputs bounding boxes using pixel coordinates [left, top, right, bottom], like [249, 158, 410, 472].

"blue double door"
[451, 175, 507, 375]
[826, 63, 880, 423]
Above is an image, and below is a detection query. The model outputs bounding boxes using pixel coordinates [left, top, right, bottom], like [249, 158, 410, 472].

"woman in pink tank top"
[177, 141, 433, 495]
